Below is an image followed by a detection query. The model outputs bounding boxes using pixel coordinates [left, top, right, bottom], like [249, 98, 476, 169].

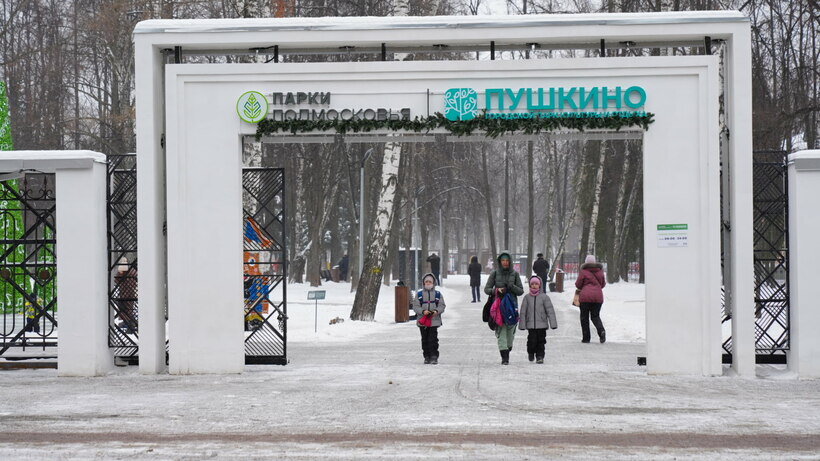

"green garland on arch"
[255, 112, 655, 140]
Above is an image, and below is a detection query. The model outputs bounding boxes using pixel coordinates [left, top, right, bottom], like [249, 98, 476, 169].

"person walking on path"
[484, 252, 524, 365]
[532, 253, 550, 293]
[426, 253, 441, 285]
[412, 273, 446, 364]
[467, 255, 482, 303]
[518, 276, 557, 363]
[575, 255, 606, 343]
[338, 254, 350, 282]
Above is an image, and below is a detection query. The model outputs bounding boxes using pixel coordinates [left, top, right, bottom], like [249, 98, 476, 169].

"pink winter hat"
[584, 255, 597, 264]
[529, 276, 542, 285]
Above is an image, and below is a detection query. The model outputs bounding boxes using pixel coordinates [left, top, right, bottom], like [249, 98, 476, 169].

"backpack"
[500, 292, 519, 326]
[417, 290, 441, 311]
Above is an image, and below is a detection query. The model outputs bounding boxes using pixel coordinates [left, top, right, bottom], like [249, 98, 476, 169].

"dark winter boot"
[600, 331, 606, 344]
[536, 356, 544, 364]
[528, 353, 535, 362]
[424, 355, 430, 364]
[501, 350, 510, 365]
[430, 357, 438, 365]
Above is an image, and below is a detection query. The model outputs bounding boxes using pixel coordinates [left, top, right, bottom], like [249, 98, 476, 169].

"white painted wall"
[165, 74, 245, 374]
[56, 163, 112, 376]
[788, 150, 820, 379]
[164, 57, 722, 375]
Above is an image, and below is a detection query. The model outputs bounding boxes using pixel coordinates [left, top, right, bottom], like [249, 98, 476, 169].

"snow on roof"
[133, 11, 748, 35]
[789, 150, 820, 160]
[0, 150, 106, 173]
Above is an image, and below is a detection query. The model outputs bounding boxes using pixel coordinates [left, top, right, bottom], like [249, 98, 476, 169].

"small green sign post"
[307, 290, 326, 333]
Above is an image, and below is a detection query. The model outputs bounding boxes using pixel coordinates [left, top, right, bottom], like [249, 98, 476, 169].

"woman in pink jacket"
[575, 255, 606, 343]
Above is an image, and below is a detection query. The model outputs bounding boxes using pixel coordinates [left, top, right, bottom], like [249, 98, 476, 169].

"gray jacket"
[518, 292, 558, 330]
[412, 289, 446, 327]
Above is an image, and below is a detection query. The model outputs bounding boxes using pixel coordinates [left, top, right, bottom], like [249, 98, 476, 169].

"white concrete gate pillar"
[787, 150, 820, 379]
[0, 151, 112, 377]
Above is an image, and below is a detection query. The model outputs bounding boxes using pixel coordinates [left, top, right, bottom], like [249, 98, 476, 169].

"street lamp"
[438, 201, 445, 286]
[413, 185, 426, 291]
[358, 147, 374, 281]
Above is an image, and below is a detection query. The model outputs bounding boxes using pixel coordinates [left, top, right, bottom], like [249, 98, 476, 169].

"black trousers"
[419, 326, 439, 359]
[537, 274, 548, 293]
[526, 328, 547, 358]
[471, 285, 481, 302]
[579, 302, 605, 342]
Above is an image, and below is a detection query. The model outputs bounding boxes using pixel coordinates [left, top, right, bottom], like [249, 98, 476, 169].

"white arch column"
[788, 150, 820, 379]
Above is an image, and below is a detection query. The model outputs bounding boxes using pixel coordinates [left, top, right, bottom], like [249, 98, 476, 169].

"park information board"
[657, 224, 689, 248]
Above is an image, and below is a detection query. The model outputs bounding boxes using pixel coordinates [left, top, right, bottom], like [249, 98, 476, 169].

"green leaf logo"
[237, 91, 269, 123]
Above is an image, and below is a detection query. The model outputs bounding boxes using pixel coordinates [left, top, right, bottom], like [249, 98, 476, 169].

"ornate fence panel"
[721, 150, 789, 362]
[0, 174, 57, 361]
[107, 154, 139, 361]
[243, 167, 287, 365]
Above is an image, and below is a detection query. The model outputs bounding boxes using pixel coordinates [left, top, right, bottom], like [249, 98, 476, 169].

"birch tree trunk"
[525, 140, 535, 277]
[480, 144, 498, 264]
[549, 205, 579, 281]
[350, 141, 403, 321]
[383, 152, 408, 285]
[587, 142, 606, 257]
[612, 142, 640, 282]
[577, 140, 596, 262]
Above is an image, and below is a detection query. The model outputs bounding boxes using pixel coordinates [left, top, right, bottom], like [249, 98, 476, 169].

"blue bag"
[500, 292, 519, 326]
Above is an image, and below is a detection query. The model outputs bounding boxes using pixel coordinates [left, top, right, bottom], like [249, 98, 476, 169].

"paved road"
[1, 277, 819, 460]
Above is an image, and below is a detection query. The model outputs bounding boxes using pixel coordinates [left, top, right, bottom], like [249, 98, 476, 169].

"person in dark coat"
[426, 253, 441, 285]
[467, 255, 482, 303]
[338, 254, 349, 281]
[532, 253, 550, 293]
[575, 255, 606, 343]
[115, 258, 138, 334]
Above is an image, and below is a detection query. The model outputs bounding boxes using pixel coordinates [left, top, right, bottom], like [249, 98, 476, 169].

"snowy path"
[1, 276, 820, 460]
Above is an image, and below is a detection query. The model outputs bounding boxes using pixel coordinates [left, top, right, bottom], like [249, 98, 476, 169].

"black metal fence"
[752, 151, 790, 357]
[722, 150, 790, 362]
[107, 154, 139, 360]
[0, 174, 57, 361]
[243, 167, 287, 365]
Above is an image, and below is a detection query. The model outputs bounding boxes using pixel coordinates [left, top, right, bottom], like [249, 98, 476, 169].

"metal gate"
[0, 174, 57, 364]
[243, 167, 287, 365]
[751, 151, 790, 359]
[721, 150, 790, 363]
[107, 154, 139, 362]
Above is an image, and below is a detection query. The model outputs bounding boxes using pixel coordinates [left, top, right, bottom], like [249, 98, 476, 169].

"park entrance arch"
[134, 12, 753, 376]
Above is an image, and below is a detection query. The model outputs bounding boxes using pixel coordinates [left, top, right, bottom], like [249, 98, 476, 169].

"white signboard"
[657, 224, 689, 248]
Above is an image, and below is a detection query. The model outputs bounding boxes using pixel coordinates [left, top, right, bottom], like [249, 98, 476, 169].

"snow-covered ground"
[1, 275, 819, 460]
[285, 281, 396, 343]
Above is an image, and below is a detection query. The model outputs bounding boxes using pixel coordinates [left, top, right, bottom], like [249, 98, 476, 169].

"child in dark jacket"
[518, 276, 558, 363]
[411, 273, 446, 364]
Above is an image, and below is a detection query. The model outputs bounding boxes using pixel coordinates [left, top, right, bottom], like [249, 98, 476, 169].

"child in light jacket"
[518, 276, 558, 364]
[412, 273, 446, 365]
